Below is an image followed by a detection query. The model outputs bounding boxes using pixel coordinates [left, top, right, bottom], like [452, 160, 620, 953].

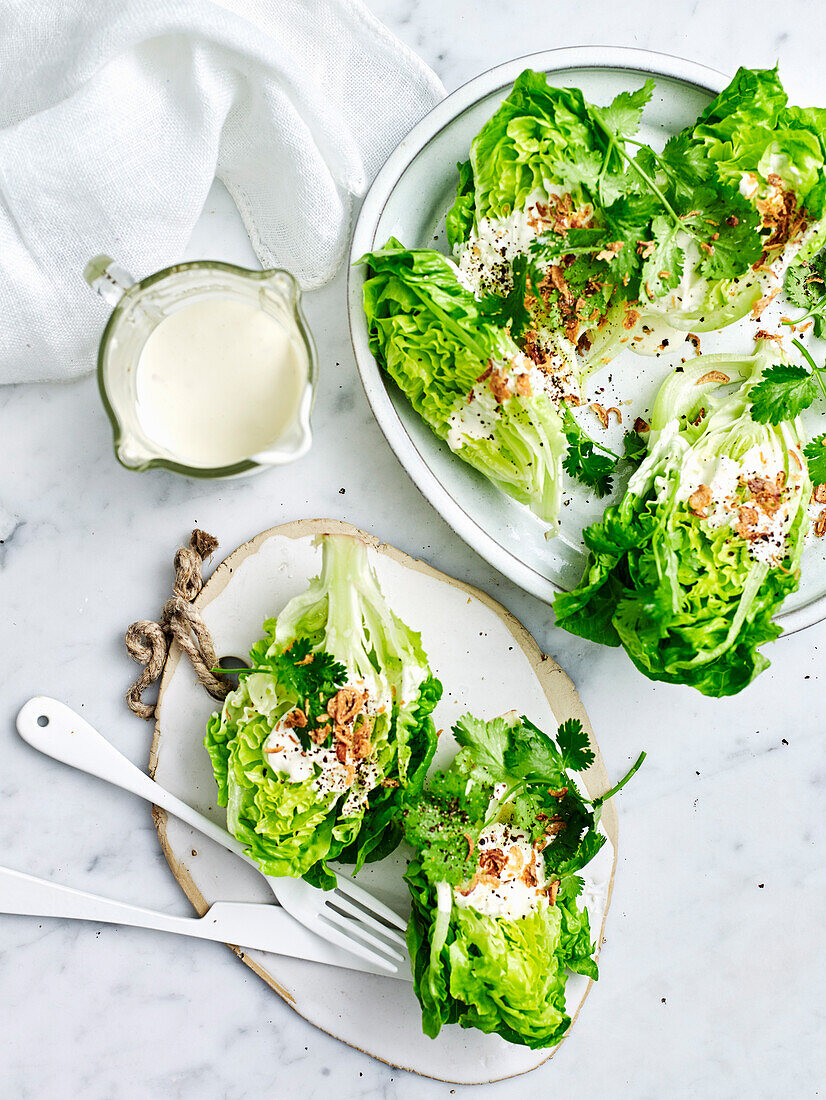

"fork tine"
[311, 915, 399, 973]
[333, 874, 408, 931]
[321, 907, 405, 961]
[328, 892, 407, 950]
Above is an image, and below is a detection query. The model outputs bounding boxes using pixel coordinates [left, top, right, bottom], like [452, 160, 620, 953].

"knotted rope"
[125, 529, 232, 719]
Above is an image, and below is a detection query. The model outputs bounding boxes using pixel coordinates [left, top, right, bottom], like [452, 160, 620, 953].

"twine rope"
[125, 529, 232, 720]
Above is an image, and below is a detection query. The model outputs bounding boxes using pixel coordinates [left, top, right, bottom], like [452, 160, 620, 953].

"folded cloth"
[0, 0, 444, 383]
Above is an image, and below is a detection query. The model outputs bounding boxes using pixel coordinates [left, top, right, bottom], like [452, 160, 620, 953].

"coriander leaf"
[235, 640, 349, 747]
[804, 433, 826, 484]
[452, 713, 513, 780]
[510, 786, 550, 843]
[686, 187, 762, 280]
[556, 718, 595, 772]
[543, 794, 595, 872]
[641, 214, 684, 299]
[555, 830, 606, 875]
[502, 716, 565, 783]
[562, 415, 617, 497]
[430, 752, 494, 819]
[595, 80, 655, 139]
[784, 252, 826, 338]
[562, 437, 616, 497]
[478, 253, 532, 339]
[623, 428, 648, 466]
[659, 128, 715, 193]
[784, 258, 819, 311]
[403, 791, 482, 886]
[556, 871, 584, 901]
[749, 363, 818, 424]
[599, 193, 660, 295]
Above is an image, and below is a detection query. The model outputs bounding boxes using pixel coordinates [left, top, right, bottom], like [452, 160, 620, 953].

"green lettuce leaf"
[554, 347, 812, 696]
[638, 66, 826, 330]
[359, 239, 570, 525]
[445, 159, 475, 249]
[204, 534, 441, 886]
[402, 712, 629, 1047]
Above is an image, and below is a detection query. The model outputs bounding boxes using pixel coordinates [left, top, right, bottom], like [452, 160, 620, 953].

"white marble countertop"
[1, 2, 824, 1096]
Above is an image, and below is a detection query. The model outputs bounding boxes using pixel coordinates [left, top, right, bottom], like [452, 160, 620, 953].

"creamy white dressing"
[446, 347, 580, 451]
[135, 298, 307, 468]
[455, 189, 593, 298]
[453, 821, 549, 920]
[262, 678, 381, 817]
[456, 207, 541, 295]
[447, 398, 498, 449]
[677, 443, 805, 566]
[739, 172, 761, 202]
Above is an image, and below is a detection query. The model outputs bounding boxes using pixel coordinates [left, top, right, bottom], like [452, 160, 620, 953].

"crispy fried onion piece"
[488, 368, 511, 404]
[479, 848, 507, 877]
[688, 484, 712, 517]
[326, 686, 367, 726]
[283, 708, 307, 729]
[514, 372, 532, 397]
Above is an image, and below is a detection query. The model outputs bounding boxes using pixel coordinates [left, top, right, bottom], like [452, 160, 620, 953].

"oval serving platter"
[150, 519, 618, 1084]
[347, 46, 826, 636]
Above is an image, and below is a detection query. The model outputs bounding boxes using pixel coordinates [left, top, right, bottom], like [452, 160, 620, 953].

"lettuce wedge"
[204, 534, 441, 888]
[403, 712, 638, 1047]
[554, 343, 811, 696]
[359, 239, 578, 526]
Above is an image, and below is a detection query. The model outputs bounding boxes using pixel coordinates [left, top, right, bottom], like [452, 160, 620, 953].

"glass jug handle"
[83, 255, 135, 308]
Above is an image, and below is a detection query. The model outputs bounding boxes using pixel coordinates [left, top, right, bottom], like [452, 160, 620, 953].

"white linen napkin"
[0, 0, 444, 383]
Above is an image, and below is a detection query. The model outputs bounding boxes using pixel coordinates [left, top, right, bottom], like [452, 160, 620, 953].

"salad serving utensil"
[16, 697, 410, 979]
[0, 864, 388, 968]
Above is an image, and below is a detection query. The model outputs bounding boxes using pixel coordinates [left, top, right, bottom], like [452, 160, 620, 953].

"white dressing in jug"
[135, 297, 307, 469]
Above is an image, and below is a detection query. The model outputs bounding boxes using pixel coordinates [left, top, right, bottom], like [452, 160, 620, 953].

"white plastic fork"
[16, 697, 410, 979]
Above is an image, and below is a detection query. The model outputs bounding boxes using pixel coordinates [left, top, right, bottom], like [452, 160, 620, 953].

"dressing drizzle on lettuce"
[449, 65, 826, 358]
[204, 535, 441, 888]
[359, 241, 577, 525]
[403, 711, 642, 1048]
[359, 240, 622, 525]
[554, 342, 811, 696]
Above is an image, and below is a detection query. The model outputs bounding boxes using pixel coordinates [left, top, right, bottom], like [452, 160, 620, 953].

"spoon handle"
[16, 697, 247, 861]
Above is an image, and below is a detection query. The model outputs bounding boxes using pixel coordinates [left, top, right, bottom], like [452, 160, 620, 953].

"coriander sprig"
[213, 639, 347, 749]
[804, 434, 826, 483]
[562, 406, 620, 497]
[749, 338, 826, 425]
[782, 252, 826, 336]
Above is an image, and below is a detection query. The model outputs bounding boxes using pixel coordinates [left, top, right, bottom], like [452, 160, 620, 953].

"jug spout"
[84, 255, 135, 308]
[116, 437, 157, 472]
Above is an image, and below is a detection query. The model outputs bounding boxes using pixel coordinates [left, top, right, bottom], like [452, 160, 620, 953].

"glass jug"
[84, 257, 317, 478]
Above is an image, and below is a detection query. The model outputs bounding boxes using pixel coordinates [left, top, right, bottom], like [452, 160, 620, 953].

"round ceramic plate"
[347, 47, 826, 636]
[150, 519, 618, 1083]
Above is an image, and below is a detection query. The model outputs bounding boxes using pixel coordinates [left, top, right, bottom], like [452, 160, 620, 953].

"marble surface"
[1, 3, 824, 1096]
